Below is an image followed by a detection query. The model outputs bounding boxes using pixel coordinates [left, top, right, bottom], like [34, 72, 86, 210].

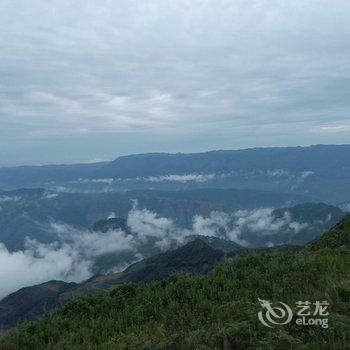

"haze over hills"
[1, 145, 350, 202]
[0, 187, 313, 251]
[0, 187, 344, 262]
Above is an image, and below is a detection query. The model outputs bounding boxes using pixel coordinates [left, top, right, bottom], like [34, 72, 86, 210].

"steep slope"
[0, 281, 78, 329]
[121, 238, 224, 282]
[306, 215, 350, 250]
[62, 238, 225, 298]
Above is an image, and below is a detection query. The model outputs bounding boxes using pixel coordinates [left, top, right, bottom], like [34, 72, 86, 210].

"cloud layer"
[1, 0, 350, 164]
[0, 204, 311, 299]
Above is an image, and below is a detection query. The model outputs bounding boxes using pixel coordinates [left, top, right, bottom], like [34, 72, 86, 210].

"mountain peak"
[91, 218, 128, 233]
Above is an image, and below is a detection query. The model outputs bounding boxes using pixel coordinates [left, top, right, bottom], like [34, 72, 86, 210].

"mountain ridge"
[1, 144, 350, 202]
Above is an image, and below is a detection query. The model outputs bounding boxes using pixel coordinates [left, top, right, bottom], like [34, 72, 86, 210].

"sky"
[1, 0, 350, 166]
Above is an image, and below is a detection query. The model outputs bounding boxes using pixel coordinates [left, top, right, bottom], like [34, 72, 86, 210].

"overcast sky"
[1, 0, 350, 165]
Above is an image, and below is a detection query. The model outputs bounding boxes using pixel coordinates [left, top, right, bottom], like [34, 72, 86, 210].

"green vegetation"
[306, 215, 350, 250]
[1, 217, 350, 349]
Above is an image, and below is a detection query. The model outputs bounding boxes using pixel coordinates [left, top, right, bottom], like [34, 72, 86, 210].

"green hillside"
[1, 218, 350, 349]
[306, 215, 350, 250]
[0, 281, 78, 330]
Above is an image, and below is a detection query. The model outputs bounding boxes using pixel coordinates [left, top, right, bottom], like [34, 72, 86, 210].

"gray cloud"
[0, 0, 350, 164]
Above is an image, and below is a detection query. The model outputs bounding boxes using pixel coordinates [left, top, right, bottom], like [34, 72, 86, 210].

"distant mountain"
[0, 239, 225, 329]
[184, 235, 243, 253]
[94, 145, 350, 178]
[0, 187, 310, 251]
[0, 186, 342, 256]
[0, 162, 106, 189]
[1, 145, 350, 202]
[91, 217, 130, 233]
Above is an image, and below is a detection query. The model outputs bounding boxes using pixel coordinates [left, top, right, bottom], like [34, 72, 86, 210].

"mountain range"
[0, 187, 314, 251]
[1, 145, 350, 202]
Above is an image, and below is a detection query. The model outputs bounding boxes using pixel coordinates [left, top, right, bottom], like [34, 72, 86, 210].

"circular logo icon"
[258, 298, 293, 328]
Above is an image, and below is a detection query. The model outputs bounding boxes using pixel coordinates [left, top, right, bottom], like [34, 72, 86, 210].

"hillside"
[1, 217, 350, 348]
[0, 281, 78, 329]
[306, 216, 350, 250]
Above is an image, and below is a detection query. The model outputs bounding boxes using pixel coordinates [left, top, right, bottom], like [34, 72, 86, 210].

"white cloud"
[148, 173, 216, 183]
[0, 223, 136, 300]
[77, 178, 114, 185]
[300, 171, 315, 179]
[266, 169, 291, 178]
[0, 196, 21, 203]
[0, 241, 90, 300]
[127, 201, 190, 249]
[49, 223, 134, 256]
[42, 193, 59, 200]
[192, 208, 310, 245]
[108, 212, 117, 219]
[340, 203, 350, 212]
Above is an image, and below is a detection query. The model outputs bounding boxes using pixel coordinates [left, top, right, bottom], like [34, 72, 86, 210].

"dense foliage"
[1, 245, 350, 349]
